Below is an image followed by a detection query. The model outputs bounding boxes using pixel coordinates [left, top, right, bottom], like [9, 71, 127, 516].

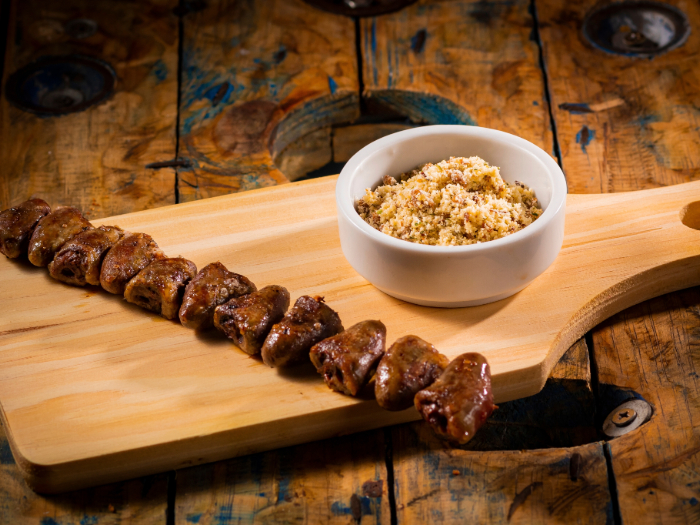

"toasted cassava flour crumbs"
[356, 156, 543, 246]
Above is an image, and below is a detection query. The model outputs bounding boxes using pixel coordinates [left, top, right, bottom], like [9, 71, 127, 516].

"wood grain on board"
[538, 0, 700, 193]
[0, 0, 179, 219]
[175, 429, 390, 525]
[592, 287, 700, 523]
[1, 176, 699, 493]
[360, 0, 554, 154]
[177, 0, 358, 201]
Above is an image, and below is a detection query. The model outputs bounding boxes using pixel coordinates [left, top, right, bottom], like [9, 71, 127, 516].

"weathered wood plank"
[275, 127, 332, 182]
[178, 0, 359, 201]
[390, 340, 608, 522]
[175, 429, 390, 525]
[538, 0, 700, 193]
[0, 422, 168, 524]
[591, 287, 700, 523]
[275, 122, 414, 182]
[0, 0, 179, 218]
[391, 430, 610, 523]
[332, 123, 414, 164]
[361, 0, 554, 154]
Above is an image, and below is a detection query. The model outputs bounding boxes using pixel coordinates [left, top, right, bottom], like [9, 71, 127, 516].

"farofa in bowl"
[356, 156, 543, 246]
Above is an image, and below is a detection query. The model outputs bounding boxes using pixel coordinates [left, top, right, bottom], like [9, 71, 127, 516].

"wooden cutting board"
[1, 176, 699, 493]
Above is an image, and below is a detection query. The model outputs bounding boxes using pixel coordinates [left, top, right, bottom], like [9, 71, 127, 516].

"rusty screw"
[603, 399, 651, 437]
[344, 0, 374, 7]
[623, 31, 647, 46]
[612, 407, 637, 427]
[64, 18, 98, 39]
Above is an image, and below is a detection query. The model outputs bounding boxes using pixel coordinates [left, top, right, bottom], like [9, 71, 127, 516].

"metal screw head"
[343, 0, 374, 7]
[583, 1, 690, 58]
[4, 55, 116, 116]
[64, 18, 98, 39]
[612, 407, 637, 427]
[40, 87, 85, 110]
[623, 31, 647, 46]
[301, 0, 418, 17]
[603, 399, 652, 438]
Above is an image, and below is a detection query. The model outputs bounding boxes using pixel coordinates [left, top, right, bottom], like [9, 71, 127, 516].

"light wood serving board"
[1, 176, 700, 493]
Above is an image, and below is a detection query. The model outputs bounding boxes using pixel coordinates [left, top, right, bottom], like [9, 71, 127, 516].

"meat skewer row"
[125, 257, 198, 319]
[28, 206, 92, 267]
[261, 295, 344, 368]
[49, 226, 124, 286]
[100, 232, 165, 295]
[0, 198, 51, 258]
[310, 320, 386, 396]
[214, 285, 290, 356]
[180, 262, 257, 330]
[0, 198, 496, 445]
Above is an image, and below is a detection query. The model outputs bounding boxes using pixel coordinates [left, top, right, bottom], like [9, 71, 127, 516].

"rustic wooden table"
[1, 0, 699, 523]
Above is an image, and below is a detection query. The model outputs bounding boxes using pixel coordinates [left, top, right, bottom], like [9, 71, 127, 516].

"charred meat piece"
[375, 335, 449, 411]
[0, 198, 51, 258]
[414, 353, 495, 445]
[261, 295, 344, 367]
[310, 320, 387, 396]
[100, 233, 165, 295]
[124, 257, 197, 319]
[179, 262, 258, 330]
[214, 285, 290, 355]
[48, 226, 124, 286]
[27, 207, 92, 266]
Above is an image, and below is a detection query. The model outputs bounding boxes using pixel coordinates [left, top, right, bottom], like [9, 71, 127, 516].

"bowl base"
[375, 282, 531, 308]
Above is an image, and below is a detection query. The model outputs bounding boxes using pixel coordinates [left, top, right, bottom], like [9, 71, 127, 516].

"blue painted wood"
[174, 429, 390, 524]
[360, 0, 553, 152]
[0, 423, 169, 524]
[177, 0, 359, 202]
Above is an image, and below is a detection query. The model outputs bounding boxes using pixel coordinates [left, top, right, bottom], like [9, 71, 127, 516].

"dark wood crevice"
[530, 0, 563, 171]
[603, 443, 624, 525]
[167, 470, 177, 525]
[0, 0, 12, 96]
[174, 0, 185, 205]
[384, 427, 398, 525]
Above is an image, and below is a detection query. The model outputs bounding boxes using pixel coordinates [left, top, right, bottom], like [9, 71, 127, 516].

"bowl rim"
[336, 125, 567, 254]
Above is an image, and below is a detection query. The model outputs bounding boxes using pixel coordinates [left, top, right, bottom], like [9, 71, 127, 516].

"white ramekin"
[335, 125, 567, 307]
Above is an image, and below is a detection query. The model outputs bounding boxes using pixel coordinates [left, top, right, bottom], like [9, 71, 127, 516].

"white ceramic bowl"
[335, 125, 567, 307]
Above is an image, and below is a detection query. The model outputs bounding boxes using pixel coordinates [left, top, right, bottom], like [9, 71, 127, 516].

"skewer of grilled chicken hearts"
[0, 198, 51, 259]
[180, 262, 257, 330]
[261, 295, 344, 367]
[214, 285, 290, 355]
[49, 226, 124, 286]
[124, 257, 198, 319]
[28, 206, 92, 267]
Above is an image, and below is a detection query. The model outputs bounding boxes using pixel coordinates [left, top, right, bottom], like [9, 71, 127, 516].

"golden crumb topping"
[356, 156, 543, 246]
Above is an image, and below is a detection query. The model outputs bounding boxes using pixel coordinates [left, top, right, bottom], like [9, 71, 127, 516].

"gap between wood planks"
[174, 0, 186, 205]
[167, 470, 177, 525]
[587, 330, 623, 525]
[530, 0, 563, 171]
[0, 0, 10, 92]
